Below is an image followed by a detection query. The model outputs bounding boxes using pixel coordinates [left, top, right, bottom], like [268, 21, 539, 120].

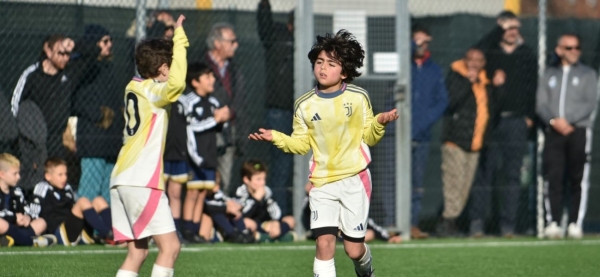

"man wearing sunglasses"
[71, 24, 124, 210]
[11, 35, 75, 159]
[470, 11, 538, 238]
[537, 34, 598, 240]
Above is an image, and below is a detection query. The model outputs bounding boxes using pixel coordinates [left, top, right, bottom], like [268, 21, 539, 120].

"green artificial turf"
[1, 238, 598, 276]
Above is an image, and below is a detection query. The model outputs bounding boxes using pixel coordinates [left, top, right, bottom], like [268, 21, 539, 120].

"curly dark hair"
[307, 29, 365, 83]
[135, 38, 173, 79]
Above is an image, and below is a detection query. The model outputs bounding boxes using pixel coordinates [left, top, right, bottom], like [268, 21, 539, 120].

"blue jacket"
[411, 56, 448, 141]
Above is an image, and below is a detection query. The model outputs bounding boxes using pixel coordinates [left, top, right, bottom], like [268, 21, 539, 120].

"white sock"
[151, 264, 174, 277]
[116, 269, 138, 277]
[352, 244, 373, 275]
[314, 258, 336, 277]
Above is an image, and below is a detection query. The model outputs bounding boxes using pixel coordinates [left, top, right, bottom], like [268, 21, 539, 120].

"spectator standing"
[203, 23, 246, 193]
[471, 11, 537, 237]
[537, 34, 598, 239]
[256, 0, 295, 217]
[438, 48, 504, 237]
[72, 24, 123, 204]
[383, 25, 448, 238]
[11, 35, 76, 159]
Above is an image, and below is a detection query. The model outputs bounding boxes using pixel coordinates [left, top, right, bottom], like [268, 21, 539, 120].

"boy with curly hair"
[249, 30, 398, 277]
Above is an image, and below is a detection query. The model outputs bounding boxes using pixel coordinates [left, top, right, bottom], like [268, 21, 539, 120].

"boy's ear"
[158, 63, 169, 76]
[341, 70, 347, 80]
[44, 172, 50, 181]
[191, 77, 200, 89]
[242, 176, 250, 185]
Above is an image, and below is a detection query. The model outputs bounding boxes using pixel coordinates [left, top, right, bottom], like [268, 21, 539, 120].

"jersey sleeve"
[361, 94, 385, 147]
[271, 107, 310, 155]
[147, 27, 190, 107]
[13, 187, 28, 215]
[28, 184, 46, 219]
[265, 187, 282, 221]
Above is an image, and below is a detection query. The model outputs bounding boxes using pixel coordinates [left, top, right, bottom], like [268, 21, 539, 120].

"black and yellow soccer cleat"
[0, 235, 14, 247]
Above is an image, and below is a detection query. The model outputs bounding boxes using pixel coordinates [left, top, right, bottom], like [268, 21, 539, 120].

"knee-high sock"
[83, 209, 110, 237]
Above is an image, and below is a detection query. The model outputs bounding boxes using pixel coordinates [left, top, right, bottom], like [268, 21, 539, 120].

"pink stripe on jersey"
[360, 145, 371, 164]
[308, 156, 316, 178]
[132, 189, 162, 238]
[359, 170, 372, 201]
[113, 227, 132, 242]
[132, 77, 144, 82]
[145, 113, 157, 146]
[146, 151, 162, 189]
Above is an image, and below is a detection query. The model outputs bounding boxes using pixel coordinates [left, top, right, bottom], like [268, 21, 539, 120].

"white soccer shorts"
[110, 186, 176, 242]
[309, 169, 372, 239]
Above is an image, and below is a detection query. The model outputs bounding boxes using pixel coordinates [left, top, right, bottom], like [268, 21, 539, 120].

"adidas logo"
[311, 113, 322, 121]
[353, 223, 365, 231]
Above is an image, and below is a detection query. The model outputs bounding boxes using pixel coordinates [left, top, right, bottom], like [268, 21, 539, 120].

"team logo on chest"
[344, 102, 353, 117]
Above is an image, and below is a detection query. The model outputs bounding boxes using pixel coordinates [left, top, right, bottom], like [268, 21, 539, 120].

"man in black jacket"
[72, 25, 123, 204]
[256, 0, 295, 216]
[471, 11, 537, 237]
[439, 48, 504, 237]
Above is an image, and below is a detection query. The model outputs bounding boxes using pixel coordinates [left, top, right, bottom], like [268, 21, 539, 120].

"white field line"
[0, 239, 599, 256]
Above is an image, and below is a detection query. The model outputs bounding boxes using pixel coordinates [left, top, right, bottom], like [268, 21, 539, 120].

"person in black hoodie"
[471, 11, 537, 237]
[72, 25, 123, 204]
[256, 0, 295, 216]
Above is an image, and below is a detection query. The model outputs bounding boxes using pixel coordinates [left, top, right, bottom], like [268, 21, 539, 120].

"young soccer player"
[29, 158, 115, 246]
[236, 160, 295, 242]
[0, 153, 50, 247]
[249, 30, 398, 277]
[110, 15, 188, 277]
[163, 84, 191, 243]
[301, 182, 401, 244]
[179, 62, 229, 243]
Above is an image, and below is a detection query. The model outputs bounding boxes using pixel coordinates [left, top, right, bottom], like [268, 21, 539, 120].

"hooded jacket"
[72, 25, 124, 160]
[442, 60, 498, 152]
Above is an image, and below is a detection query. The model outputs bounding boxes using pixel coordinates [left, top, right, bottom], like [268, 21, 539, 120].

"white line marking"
[0, 240, 598, 256]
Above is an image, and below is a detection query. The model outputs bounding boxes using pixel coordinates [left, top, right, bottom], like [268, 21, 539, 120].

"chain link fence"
[0, 0, 599, 242]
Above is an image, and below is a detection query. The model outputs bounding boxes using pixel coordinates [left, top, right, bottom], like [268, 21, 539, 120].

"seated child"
[0, 153, 50, 247]
[236, 160, 295, 242]
[29, 158, 117, 246]
[203, 183, 254, 243]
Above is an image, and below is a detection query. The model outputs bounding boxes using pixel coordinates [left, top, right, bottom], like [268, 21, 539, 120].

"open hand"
[174, 14, 185, 29]
[377, 109, 399, 125]
[248, 128, 273, 142]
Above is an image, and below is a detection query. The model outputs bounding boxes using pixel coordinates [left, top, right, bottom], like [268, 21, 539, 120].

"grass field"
[1, 238, 599, 276]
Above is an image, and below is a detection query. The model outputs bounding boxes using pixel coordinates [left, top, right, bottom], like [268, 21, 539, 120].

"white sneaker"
[567, 223, 583, 239]
[544, 222, 562, 239]
[33, 234, 57, 247]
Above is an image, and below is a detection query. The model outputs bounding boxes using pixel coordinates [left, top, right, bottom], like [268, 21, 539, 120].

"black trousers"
[543, 127, 590, 225]
[470, 117, 528, 234]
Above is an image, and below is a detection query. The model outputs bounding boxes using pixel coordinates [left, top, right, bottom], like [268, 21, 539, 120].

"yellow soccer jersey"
[271, 83, 385, 187]
[110, 27, 189, 190]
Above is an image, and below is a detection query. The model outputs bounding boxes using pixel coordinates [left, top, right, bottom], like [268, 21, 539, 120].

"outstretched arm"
[249, 108, 310, 154]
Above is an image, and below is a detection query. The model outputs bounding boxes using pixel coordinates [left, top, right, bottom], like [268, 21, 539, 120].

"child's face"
[0, 166, 21, 187]
[313, 50, 346, 89]
[45, 165, 68, 189]
[244, 172, 266, 192]
[194, 72, 216, 95]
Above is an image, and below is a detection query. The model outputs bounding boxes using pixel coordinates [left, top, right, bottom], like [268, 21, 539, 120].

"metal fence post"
[396, 0, 412, 241]
[135, 0, 147, 44]
[536, 0, 547, 239]
[293, 0, 313, 240]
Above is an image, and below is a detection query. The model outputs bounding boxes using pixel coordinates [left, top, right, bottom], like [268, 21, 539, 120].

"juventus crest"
[344, 102, 353, 117]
